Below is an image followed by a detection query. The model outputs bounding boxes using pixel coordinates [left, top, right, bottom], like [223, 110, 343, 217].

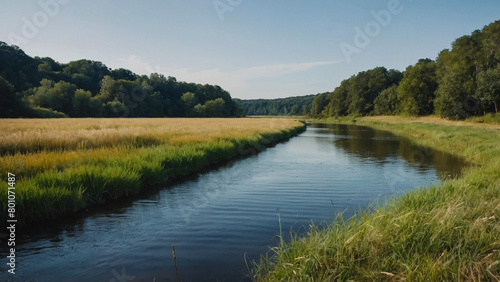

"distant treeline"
[235, 95, 316, 116]
[0, 42, 244, 118]
[310, 20, 500, 120]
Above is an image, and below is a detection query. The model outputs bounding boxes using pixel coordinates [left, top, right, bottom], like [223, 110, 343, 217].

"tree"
[344, 67, 401, 116]
[434, 33, 483, 119]
[327, 80, 350, 117]
[96, 76, 119, 102]
[72, 89, 94, 117]
[30, 79, 77, 113]
[480, 20, 500, 69]
[181, 92, 199, 116]
[374, 85, 399, 115]
[204, 98, 226, 117]
[397, 59, 438, 116]
[309, 93, 329, 118]
[63, 59, 111, 94]
[0, 75, 21, 118]
[193, 103, 205, 117]
[0, 41, 41, 91]
[476, 66, 500, 113]
[110, 68, 137, 81]
[235, 95, 316, 116]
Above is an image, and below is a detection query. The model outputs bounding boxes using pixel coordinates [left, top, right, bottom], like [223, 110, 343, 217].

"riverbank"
[253, 116, 500, 281]
[0, 118, 306, 229]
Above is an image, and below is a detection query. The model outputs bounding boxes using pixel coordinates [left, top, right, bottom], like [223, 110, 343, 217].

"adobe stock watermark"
[7, 0, 72, 46]
[213, 0, 243, 21]
[340, 0, 408, 63]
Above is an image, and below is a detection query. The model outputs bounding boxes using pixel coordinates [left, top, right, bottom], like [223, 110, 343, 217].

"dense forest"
[310, 20, 500, 120]
[235, 95, 315, 116]
[0, 42, 244, 118]
[1, 20, 498, 120]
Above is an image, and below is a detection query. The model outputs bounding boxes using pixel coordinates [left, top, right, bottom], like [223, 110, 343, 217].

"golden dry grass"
[0, 118, 304, 177]
[0, 118, 302, 154]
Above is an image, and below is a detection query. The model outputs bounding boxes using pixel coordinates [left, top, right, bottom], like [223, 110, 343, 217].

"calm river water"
[3, 124, 465, 281]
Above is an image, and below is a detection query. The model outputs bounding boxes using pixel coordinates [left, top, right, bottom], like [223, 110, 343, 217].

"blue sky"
[1, 0, 499, 99]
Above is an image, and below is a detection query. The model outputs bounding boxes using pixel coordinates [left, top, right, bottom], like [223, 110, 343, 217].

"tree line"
[235, 95, 316, 116]
[0, 42, 244, 118]
[310, 20, 500, 119]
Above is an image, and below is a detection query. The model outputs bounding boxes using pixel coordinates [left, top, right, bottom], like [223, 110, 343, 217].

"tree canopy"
[306, 19, 500, 120]
[1, 19, 499, 120]
[0, 42, 244, 118]
[235, 95, 315, 116]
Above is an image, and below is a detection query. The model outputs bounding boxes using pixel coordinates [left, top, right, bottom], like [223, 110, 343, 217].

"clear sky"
[1, 0, 499, 99]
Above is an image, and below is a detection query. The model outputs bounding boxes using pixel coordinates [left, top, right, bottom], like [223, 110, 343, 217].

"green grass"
[0, 118, 306, 228]
[466, 113, 500, 125]
[252, 117, 500, 281]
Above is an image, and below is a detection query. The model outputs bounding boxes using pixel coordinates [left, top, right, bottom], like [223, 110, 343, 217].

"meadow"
[0, 118, 305, 228]
[253, 116, 500, 281]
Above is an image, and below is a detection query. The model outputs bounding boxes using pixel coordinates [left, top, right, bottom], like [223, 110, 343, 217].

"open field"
[253, 116, 500, 281]
[0, 118, 305, 228]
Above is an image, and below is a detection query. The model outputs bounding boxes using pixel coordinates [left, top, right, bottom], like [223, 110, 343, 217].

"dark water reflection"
[1, 124, 466, 282]
[313, 123, 466, 178]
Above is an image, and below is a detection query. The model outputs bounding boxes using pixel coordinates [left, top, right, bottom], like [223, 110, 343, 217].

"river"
[3, 123, 466, 281]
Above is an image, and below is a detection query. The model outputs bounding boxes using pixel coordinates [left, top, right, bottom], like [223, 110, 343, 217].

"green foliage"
[0, 42, 243, 118]
[29, 106, 68, 118]
[191, 98, 228, 117]
[374, 85, 399, 115]
[319, 67, 402, 117]
[328, 79, 350, 116]
[476, 66, 500, 113]
[63, 59, 111, 94]
[72, 89, 95, 117]
[434, 36, 480, 119]
[204, 98, 226, 117]
[181, 92, 199, 116]
[398, 59, 438, 116]
[0, 42, 40, 91]
[434, 21, 500, 119]
[2, 20, 500, 120]
[29, 79, 77, 113]
[309, 92, 330, 118]
[299, 20, 500, 121]
[0, 75, 22, 117]
[235, 95, 315, 116]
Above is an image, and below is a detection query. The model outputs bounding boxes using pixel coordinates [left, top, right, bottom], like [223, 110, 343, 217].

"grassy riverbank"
[0, 118, 305, 228]
[253, 116, 500, 281]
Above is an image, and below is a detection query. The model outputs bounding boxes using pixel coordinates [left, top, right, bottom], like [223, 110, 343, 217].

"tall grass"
[253, 117, 500, 281]
[0, 118, 305, 228]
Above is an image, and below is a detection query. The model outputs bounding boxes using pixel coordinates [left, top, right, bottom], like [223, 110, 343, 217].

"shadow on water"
[310, 123, 467, 179]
